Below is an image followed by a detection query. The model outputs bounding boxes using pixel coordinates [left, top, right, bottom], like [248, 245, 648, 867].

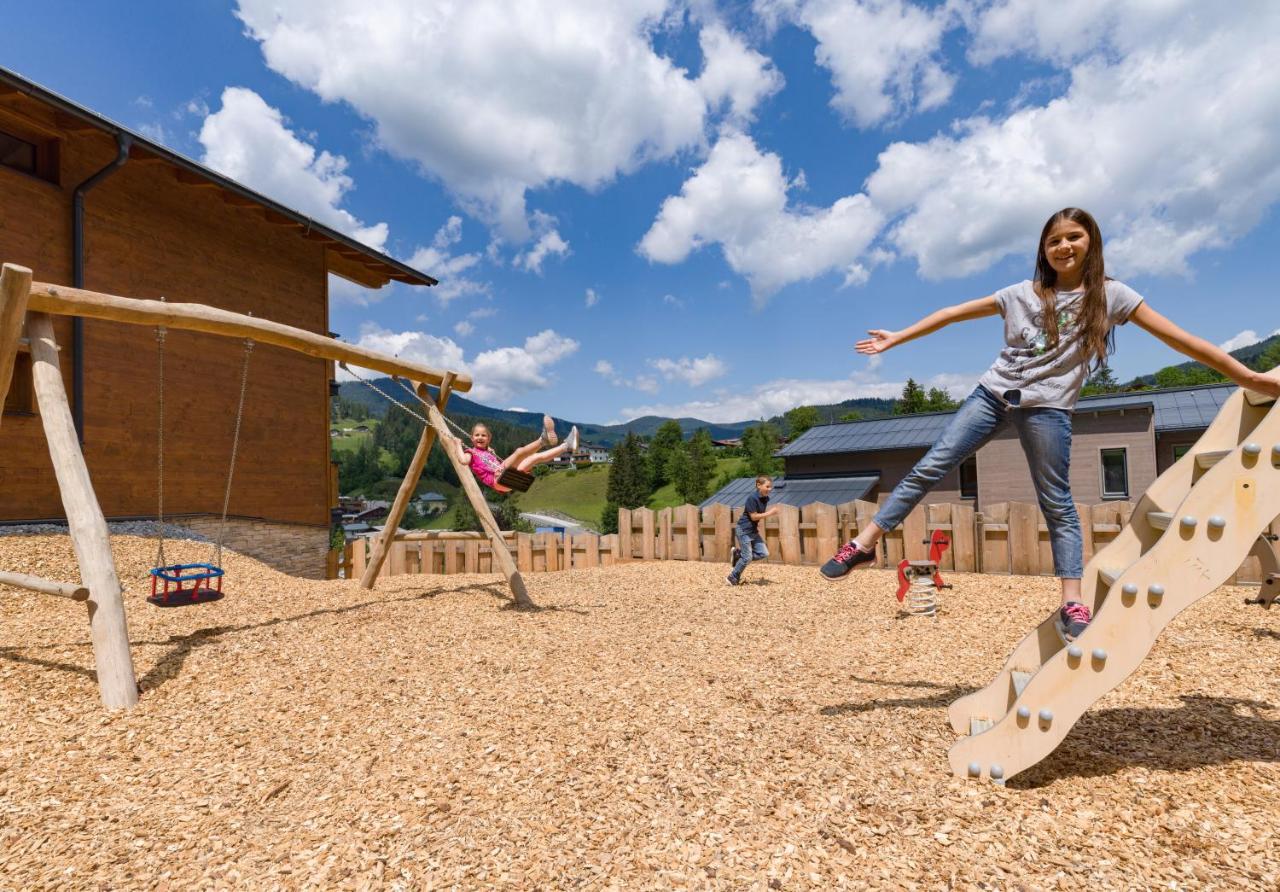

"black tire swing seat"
[148, 318, 254, 608]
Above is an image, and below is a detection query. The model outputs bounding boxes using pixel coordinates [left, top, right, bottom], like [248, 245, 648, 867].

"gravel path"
[2, 533, 1278, 889]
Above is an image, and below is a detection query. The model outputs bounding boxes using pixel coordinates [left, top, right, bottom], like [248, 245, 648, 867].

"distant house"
[703, 383, 1234, 511]
[353, 500, 391, 522]
[416, 492, 448, 515]
[584, 443, 611, 463]
[712, 438, 742, 449]
[352, 424, 371, 433]
[330, 429, 342, 438]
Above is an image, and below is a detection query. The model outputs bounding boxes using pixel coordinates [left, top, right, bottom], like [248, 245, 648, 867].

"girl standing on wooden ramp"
[819, 207, 1280, 639]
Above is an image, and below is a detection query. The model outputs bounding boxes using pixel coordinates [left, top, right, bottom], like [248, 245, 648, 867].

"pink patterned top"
[464, 446, 504, 488]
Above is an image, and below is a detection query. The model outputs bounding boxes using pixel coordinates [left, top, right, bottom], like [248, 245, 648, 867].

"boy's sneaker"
[731, 546, 741, 566]
[819, 540, 877, 580]
[726, 574, 739, 586]
[1057, 602, 1092, 641]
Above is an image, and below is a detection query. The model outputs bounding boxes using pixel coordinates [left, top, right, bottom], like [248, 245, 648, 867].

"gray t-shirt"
[976, 280, 1144, 410]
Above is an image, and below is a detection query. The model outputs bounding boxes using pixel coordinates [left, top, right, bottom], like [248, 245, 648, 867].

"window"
[0, 125, 59, 184]
[3, 352, 34, 415]
[1100, 447, 1129, 499]
[1172, 443, 1192, 463]
[959, 456, 978, 499]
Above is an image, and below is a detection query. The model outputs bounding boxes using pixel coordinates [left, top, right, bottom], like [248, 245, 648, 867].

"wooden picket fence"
[332, 500, 1277, 584]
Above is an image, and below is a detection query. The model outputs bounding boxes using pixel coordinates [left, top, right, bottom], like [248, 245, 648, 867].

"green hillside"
[516, 465, 611, 527]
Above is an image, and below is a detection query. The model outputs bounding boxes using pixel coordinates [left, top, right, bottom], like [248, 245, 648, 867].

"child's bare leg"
[854, 520, 886, 550]
[516, 442, 570, 472]
[504, 436, 550, 468]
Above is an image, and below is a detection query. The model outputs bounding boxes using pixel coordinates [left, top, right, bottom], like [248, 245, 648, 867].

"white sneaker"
[566, 426, 580, 452]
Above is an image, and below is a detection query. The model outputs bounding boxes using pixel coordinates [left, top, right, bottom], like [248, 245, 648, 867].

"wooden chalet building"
[0, 68, 435, 577]
[704, 384, 1235, 513]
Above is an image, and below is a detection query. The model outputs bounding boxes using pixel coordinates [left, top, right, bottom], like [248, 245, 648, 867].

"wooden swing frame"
[0, 263, 531, 711]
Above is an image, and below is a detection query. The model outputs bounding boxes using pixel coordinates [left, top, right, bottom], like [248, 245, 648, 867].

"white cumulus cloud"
[585, 288, 600, 308]
[696, 22, 784, 123]
[234, 0, 717, 241]
[640, 130, 883, 301]
[756, 0, 955, 127]
[515, 229, 570, 274]
[649, 355, 729, 387]
[407, 216, 490, 304]
[342, 325, 578, 404]
[199, 86, 388, 250]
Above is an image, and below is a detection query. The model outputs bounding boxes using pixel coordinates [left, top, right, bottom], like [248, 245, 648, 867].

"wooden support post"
[0, 570, 90, 601]
[422, 401, 532, 606]
[778, 504, 801, 564]
[811, 503, 838, 565]
[681, 505, 700, 560]
[27, 313, 138, 709]
[711, 503, 732, 562]
[617, 508, 632, 562]
[360, 378, 452, 588]
[0, 264, 32, 432]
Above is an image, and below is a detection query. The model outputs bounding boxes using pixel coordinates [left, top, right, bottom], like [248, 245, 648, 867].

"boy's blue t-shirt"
[737, 492, 769, 534]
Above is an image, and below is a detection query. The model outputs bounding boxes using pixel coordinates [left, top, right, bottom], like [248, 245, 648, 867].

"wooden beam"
[327, 250, 390, 289]
[27, 312, 139, 709]
[0, 570, 89, 601]
[0, 263, 32, 433]
[220, 192, 258, 207]
[26, 281, 473, 393]
[262, 209, 304, 228]
[423, 400, 532, 607]
[360, 377, 452, 588]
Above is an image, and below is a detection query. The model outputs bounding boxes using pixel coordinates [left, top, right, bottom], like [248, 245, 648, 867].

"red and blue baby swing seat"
[148, 562, 225, 607]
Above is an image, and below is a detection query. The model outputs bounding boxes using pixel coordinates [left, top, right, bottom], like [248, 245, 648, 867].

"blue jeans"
[729, 527, 768, 582]
[874, 385, 1084, 578]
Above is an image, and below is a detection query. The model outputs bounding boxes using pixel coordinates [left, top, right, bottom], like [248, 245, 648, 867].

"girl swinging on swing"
[447, 415, 580, 493]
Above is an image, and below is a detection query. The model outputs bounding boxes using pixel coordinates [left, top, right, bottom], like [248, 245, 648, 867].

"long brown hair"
[1032, 207, 1111, 370]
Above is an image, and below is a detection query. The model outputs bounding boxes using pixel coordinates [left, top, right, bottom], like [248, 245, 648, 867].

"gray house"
[703, 383, 1233, 511]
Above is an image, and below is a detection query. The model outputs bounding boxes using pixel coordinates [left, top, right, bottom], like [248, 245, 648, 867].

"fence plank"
[681, 505, 700, 560]
[464, 540, 480, 573]
[583, 533, 600, 568]
[638, 508, 655, 561]
[981, 502, 1010, 574]
[778, 504, 801, 564]
[712, 504, 732, 562]
[926, 503, 955, 572]
[811, 503, 838, 566]
[562, 533, 573, 571]
[1009, 501, 1039, 576]
[617, 508, 632, 562]
[950, 502, 976, 572]
[762, 514, 782, 563]
[601, 534, 618, 566]
[657, 508, 672, 560]
[1036, 509, 1055, 576]
[902, 504, 927, 562]
[1076, 501, 1094, 568]
[351, 538, 368, 580]
[853, 500, 880, 566]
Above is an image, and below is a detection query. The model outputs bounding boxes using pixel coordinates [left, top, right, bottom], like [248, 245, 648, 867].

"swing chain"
[155, 304, 167, 570]
[215, 329, 255, 568]
[339, 362, 432, 427]
[391, 372, 470, 440]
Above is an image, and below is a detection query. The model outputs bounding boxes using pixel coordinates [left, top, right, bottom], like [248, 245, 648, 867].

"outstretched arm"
[857, 295, 1000, 355]
[1129, 303, 1280, 398]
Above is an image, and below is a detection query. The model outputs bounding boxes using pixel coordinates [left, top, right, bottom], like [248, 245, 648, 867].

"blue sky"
[4, 1, 1278, 423]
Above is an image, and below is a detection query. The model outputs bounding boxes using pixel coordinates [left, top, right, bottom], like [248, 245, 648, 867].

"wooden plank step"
[1147, 511, 1172, 530]
[1244, 389, 1277, 407]
[969, 717, 993, 737]
[1196, 449, 1231, 469]
[1010, 671, 1032, 697]
[1098, 566, 1123, 586]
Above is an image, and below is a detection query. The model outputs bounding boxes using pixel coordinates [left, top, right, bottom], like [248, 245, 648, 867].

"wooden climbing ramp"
[949, 371, 1280, 784]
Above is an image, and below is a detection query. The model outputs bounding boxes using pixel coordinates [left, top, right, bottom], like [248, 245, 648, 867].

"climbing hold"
[1208, 516, 1226, 530]
[1122, 583, 1138, 595]
[989, 764, 1004, 780]
[1067, 645, 1083, 660]
[1243, 442, 1262, 457]
[1038, 709, 1053, 724]
[1017, 706, 1031, 721]
[1148, 584, 1165, 600]
[1272, 444, 1280, 462]
[1180, 515, 1197, 528]
[1092, 648, 1107, 663]
[968, 762, 981, 777]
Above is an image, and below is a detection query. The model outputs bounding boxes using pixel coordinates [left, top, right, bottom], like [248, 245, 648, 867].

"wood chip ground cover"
[2, 534, 1278, 889]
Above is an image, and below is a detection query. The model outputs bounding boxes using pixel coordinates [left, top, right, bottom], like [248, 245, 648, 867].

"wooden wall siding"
[781, 447, 965, 506]
[1155, 431, 1202, 475]
[1, 126, 331, 526]
[337, 502, 1275, 586]
[976, 409, 1156, 509]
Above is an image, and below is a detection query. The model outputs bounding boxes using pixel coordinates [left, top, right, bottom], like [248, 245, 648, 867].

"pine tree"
[741, 423, 783, 476]
[679, 429, 718, 503]
[1081, 364, 1120, 396]
[601, 432, 651, 533]
[894, 378, 928, 415]
[646, 420, 684, 487]
[925, 387, 959, 411]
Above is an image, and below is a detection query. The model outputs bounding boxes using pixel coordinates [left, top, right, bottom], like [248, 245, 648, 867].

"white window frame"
[1099, 447, 1129, 500]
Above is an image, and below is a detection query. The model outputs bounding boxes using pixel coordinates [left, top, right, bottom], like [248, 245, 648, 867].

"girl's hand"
[856, 329, 898, 355]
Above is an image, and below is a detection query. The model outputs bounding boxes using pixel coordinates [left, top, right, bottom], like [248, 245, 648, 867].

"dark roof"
[0, 66, 435, 290]
[700, 474, 879, 509]
[779, 383, 1236, 458]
